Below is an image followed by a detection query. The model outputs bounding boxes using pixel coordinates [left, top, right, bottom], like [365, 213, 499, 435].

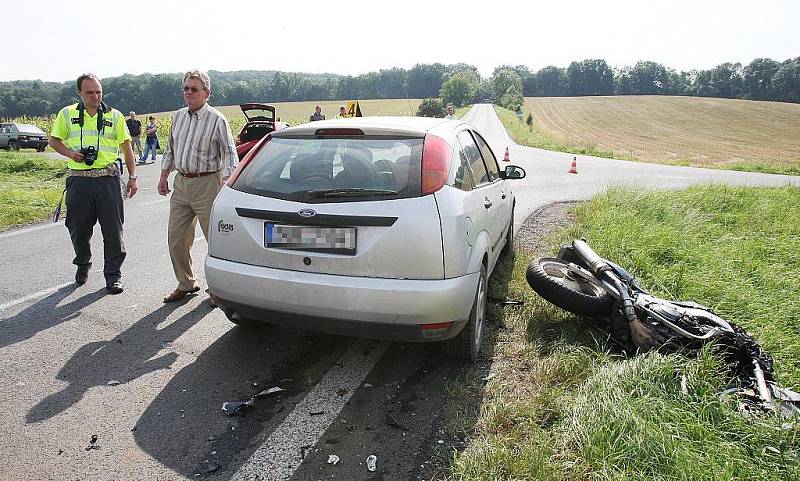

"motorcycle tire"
[526, 257, 614, 317]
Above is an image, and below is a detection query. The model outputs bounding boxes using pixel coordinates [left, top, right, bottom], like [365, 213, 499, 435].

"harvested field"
[525, 95, 800, 172]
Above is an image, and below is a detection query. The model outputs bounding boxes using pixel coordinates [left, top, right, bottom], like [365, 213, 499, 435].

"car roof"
[274, 116, 463, 137]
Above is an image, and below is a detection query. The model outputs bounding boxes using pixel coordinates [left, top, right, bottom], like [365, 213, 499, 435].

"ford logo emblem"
[298, 209, 317, 218]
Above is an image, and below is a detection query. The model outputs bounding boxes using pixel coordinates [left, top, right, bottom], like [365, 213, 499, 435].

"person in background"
[337, 105, 348, 118]
[48, 73, 138, 294]
[158, 69, 238, 306]
[141, 115, 158, 164]
[445, 104, 455, 119]
[309, 105, 325, 121]
[126, 111, 143, 163]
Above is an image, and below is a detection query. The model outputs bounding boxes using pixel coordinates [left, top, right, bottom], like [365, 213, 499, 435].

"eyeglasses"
[183, 86, 202, 93]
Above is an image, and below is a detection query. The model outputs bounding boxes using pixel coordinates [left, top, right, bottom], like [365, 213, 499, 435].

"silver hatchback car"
[206, 116, 525, 360]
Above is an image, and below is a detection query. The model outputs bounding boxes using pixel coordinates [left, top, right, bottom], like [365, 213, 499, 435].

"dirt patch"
[515, 202, 579, 254]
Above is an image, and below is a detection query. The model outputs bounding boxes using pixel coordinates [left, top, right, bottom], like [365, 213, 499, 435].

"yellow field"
[524, 96, 800, 171]
[149, 99, 421, 126]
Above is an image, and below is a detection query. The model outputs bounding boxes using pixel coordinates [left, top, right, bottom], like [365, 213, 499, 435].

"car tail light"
[421, 134, 452, 195]
[227, 135, 271, 186]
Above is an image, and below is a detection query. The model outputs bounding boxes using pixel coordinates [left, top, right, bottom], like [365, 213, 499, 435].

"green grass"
[0, 151, 67, 229]
[449, 185, 800, 480]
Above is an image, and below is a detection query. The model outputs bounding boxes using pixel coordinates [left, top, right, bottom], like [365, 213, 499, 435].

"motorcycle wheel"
[526, 257, 614, 317]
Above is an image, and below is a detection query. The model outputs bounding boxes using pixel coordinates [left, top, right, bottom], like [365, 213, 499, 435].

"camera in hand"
[80, 146, 97, 166]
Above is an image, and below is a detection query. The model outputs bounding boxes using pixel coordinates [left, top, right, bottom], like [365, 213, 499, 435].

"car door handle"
[484, 197, 493, 208]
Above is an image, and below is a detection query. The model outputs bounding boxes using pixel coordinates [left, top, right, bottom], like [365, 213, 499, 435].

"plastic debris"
[327, 454, 340, 465]
[107, 380, 121, 386]
[85, 434, 100, 451]
[366, 454, 377, 472]
[256, 386, 284, 397]
[222, 399, 254, 416]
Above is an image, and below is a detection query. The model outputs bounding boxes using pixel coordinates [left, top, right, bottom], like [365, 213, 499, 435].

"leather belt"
[69, 164, 118, 178]
[178, 170, 219, 178]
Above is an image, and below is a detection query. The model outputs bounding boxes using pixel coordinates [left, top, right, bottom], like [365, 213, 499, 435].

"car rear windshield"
[17, 124, 45, 134]
[232, 135, 423, 202]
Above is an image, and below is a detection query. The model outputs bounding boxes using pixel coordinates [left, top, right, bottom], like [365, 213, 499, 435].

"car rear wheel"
[9, 140, 18, 151]
[443, 265, 487, 362]
[223, 309, 268, 328]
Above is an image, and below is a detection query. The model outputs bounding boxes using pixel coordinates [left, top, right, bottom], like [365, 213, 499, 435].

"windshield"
[17, 124, 45, 135]
[232, 136, 423, 202]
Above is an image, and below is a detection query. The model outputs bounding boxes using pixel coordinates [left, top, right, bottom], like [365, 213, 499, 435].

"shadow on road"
[0, 285, 106, 349]
[26, 299, 204, 423]
[133, 325, 349, 478]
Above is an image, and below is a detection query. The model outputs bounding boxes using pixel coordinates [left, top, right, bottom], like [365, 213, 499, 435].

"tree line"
[1, 57, 798, 119]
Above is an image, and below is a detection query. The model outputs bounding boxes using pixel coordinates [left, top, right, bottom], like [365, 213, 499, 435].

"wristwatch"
[128, 175, 137, 181]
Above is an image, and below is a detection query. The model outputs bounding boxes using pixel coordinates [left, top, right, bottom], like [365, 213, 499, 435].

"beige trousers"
[168, 172, 222, 291]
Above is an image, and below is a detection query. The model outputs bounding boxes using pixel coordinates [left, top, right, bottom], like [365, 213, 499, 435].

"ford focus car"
[206, 116, 525, 361]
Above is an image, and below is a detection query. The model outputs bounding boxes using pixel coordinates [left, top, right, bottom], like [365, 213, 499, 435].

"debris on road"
[107, 380, 121, 386]
[222, 399, 253, 416]
[222, 384, 287, 416]
[85, 434, 100, 451]
[327, 454, 340, 465]
[366, 454, 377, 472]
[206, 461, 221, 473]
[309, 410, 325, 416]
[255, 386, 284, 397]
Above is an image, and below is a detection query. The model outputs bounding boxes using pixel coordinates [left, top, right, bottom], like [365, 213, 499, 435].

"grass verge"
[449, 185, 800, 480]
[0, 151, 67, 230]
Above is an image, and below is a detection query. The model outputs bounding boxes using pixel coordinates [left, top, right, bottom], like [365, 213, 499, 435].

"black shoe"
[75, 267, 89, 285]
[106, 281, 124, 295]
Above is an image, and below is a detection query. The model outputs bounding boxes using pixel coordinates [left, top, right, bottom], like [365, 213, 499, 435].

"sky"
[4, 0, 799, 83]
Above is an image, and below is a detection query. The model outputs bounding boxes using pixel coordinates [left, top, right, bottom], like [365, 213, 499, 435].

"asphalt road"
[1, 106, 798, 480]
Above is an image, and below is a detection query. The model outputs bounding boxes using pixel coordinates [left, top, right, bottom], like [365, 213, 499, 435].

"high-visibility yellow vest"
[51, 103, 130, 170]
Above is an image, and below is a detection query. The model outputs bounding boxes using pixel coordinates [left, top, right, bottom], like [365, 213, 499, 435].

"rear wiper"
[305, 188, 399, 199]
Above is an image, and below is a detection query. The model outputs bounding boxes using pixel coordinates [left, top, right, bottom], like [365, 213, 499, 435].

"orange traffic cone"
[503, 147, 510, 162]
[568, 156, 578, 174]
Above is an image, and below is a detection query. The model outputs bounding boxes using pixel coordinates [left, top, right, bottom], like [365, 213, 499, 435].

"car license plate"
[266, 223, 356, 254]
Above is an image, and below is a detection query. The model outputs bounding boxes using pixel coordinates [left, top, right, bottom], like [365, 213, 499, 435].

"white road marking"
[0, 282, 74, 311]
[232, 339, 389, 481]
[0, 222, 62, 239]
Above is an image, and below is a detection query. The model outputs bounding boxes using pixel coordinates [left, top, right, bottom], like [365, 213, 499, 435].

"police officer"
[49, 73, 138, 294]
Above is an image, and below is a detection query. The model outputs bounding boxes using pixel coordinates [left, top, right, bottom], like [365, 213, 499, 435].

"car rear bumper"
[20, 139, 48, 148]
[205, 256, 478, 341]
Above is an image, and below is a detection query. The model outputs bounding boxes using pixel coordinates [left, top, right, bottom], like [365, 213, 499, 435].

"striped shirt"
[161, 102, 238, 177]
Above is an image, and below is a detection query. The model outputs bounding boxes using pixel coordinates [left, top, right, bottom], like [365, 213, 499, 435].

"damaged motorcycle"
[526, 239, 800, 418]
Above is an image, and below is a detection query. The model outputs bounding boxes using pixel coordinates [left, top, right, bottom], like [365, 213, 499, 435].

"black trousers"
[64, 176, 126, 284]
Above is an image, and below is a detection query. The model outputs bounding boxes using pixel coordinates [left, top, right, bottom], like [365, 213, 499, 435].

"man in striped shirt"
[158, 70, 238, 304]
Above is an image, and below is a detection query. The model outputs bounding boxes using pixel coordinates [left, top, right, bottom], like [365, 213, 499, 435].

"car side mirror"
[501, 165, 526, 180]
